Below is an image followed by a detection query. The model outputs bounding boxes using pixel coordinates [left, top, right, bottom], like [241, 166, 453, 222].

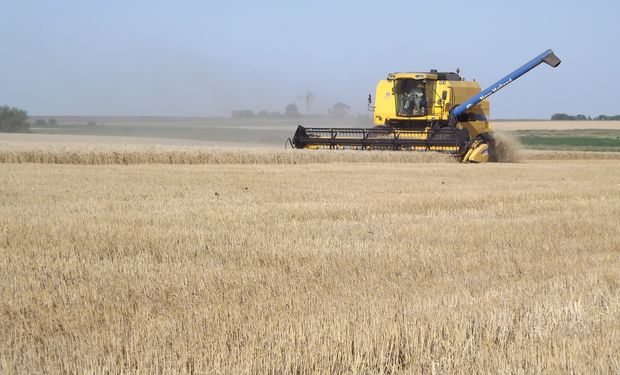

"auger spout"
[451, 49, 561, 118]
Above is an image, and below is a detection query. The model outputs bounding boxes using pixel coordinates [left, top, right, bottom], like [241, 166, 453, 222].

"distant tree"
[256, 110, 270, 118]
[595, 114, 620, 121]
[328, 102, 351, 118]
[551, 113, 572, 120]
[552, 113, 619, 121]
[35, 119, 46, 125]
[48, 118, 58, 125]
[231, 110, 254, 118]
[0, 105, 29, 132]
[284, 103, 300, 117]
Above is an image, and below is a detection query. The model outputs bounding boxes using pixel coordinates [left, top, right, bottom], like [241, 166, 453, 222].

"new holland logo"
[479, 78, 513, 101]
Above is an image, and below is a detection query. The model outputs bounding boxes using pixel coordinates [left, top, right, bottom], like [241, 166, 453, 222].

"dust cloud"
[493, 132, 523, 163]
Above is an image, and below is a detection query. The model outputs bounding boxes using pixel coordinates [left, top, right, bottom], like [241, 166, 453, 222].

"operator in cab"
[399, 80, 426, 116]
[412, 84, 426, 116]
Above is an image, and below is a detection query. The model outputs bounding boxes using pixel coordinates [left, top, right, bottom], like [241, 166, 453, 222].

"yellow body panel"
[371, 73, 493, 162]
[373, 75, 490, 127]
[373, 80, 396, 124]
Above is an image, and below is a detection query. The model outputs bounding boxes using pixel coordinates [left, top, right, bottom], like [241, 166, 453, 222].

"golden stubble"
[0, 159, 619, 373]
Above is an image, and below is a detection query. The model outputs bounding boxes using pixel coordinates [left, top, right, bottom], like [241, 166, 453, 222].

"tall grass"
[1, 161, 619, 373]
[2, 141, 619, 165]
[0, 142, 452, 164]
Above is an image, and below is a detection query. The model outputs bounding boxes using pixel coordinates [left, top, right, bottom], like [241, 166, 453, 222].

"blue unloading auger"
[451, 49, 561, 118]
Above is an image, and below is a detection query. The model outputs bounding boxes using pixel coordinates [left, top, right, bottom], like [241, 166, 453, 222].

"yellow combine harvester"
[289, 50, 561, 162]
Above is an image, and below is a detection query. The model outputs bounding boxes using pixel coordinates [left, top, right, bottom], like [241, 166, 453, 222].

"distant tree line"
[34, 118, 58, 126]
[327, 102, 351, 118]
[551, 113, 620, 121]
[593, 115, 620, 121]
[0, 105, 29, 132]
[232, 102, 352, 119]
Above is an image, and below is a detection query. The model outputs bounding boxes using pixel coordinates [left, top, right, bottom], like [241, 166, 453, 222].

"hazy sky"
[1, 0, 618, 118]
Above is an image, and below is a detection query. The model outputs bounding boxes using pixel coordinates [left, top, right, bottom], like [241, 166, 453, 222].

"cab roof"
[387, 71, 462, 81]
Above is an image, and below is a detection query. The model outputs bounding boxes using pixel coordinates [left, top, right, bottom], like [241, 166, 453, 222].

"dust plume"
[493, 131, 523, 163]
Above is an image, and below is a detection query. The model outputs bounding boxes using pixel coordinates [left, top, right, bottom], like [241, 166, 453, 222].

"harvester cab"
[289, 49, 561, 162]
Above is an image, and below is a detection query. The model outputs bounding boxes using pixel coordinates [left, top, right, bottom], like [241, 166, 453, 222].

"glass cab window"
[395, 79, 427, 117]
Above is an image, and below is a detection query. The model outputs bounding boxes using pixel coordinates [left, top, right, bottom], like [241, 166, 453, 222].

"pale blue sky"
[1, 0, 618, 118]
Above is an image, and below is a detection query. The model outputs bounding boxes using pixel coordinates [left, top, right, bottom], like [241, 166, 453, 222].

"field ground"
[23, 118, 620, 151]
[491, 120, 620, 131]
[28, 116, 620, 131]
[0, 132, 260, 148]
[26, 116, 366, 148]
[513, 129, 620, 152]
[1, 158, 619, 373]
[1, 120, 619, 372]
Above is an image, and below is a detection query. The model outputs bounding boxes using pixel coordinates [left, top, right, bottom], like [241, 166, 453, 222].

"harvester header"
[288, 49, 561, 162]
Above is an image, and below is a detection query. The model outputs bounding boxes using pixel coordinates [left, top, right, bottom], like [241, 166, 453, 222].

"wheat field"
[1, 154, 619, 373]
[0, 142, 453, 165]
[2, 139, 620, 166]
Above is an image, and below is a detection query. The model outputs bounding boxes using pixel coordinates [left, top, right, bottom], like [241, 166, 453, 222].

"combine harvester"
[289, 50, 561, 162]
